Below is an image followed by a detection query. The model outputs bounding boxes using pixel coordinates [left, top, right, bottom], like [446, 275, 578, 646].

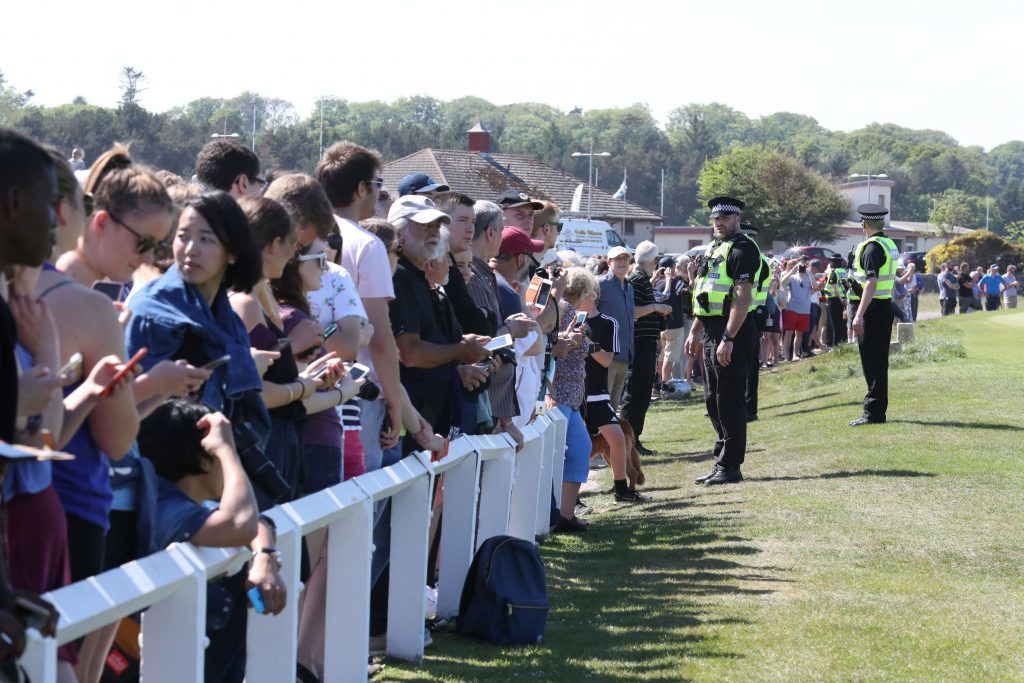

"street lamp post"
[572, 141, 611, 220]
[848, 166, 889, 212]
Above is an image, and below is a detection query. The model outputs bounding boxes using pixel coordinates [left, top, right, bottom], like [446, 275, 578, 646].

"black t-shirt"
[957, 273, 974, 298]
[629, 268, 663, 339]
[0, 297, 17, 442]
[725, 234, 761, 284]
[390, 256, 458, 401]
[445, 255, 492, 336]
[583, 313, 619, 398]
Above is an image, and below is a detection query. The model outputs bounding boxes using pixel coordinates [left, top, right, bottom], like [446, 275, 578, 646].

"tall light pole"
[572, 141, 611, 220]
[848, 168, 889, 209]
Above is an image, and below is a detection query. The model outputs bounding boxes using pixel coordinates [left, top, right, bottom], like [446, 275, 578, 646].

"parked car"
[900, 250, 928, 272]
[782, 246, 843, 274]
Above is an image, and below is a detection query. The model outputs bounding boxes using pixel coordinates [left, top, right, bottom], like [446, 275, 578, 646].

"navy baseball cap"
[398, 172, 449, 196]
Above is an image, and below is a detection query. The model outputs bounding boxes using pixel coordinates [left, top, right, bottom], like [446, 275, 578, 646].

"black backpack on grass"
[457, 535, 548, 645]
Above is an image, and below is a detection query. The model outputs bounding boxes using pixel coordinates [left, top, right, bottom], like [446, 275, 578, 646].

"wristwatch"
[721, 333, 734, 343]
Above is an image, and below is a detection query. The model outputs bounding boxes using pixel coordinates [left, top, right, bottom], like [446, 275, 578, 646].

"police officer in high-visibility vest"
[740, 223, 770, 421]
[848, 203, 899, 426]
[823, 253, 848, 346]
[685, 197, 762, 485]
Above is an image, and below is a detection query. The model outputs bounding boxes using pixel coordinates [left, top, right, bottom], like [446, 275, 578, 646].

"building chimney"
[467, 121, 491, 153]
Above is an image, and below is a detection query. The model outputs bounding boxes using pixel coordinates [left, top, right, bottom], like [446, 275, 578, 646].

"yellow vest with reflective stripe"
[694, 235, 761, 316]
[850, 234, 898, 301]
[826, 267, 847, 298]
[752, 253, 769, 309]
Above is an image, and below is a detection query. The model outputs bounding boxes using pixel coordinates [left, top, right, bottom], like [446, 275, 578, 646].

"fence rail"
[19, 409, 567, 683]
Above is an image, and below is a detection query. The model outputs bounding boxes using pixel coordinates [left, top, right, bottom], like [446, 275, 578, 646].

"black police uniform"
[824, 257, 848, 346]
[740, 225, 769, 421]
[694, 207, 761, 483]
[849, 205, 895, 425]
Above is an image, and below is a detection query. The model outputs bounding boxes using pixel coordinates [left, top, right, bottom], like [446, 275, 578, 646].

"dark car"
[782, 246, 843, 274]
[900, 251, 927, 272]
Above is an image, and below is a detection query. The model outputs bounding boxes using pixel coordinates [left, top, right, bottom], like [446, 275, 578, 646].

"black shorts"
[583, 398, 618, 434]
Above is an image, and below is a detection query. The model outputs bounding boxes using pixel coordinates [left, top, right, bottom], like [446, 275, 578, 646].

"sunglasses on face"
[82, 191, 95, 215]
[297, 252, 328, 271]
[105, 207, 163, 256]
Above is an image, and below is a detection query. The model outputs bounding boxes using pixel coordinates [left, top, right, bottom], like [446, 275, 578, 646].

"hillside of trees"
[5, 68, 1024, 237]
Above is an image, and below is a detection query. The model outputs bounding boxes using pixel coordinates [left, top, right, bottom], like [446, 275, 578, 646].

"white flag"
[612, 176, 627, 200]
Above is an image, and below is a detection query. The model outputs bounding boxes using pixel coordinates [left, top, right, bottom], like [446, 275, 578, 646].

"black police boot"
[636, 442, 656, 456]
[704, 468, 743, 486]
[694, 465, 721, 484]
[849, 415, 885, 427]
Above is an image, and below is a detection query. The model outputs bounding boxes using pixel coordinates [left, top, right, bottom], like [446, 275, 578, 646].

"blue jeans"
[556, 404, 592, 484]
[358, 397, 386, 474]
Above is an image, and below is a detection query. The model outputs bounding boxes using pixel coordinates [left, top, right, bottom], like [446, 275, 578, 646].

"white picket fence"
[19, 410, 567, 683]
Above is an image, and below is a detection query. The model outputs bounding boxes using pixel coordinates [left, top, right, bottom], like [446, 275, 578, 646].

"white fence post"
[507, 423, 544, 542]
[472, 434, 516, 548]
[548, 409, 567, 516]
[244, 510, 302, 683]
[324, 494, 373, 683]
[414, 442, 480, 620]
[354, 457, 433, 661]
[534, 414, 555, 537]
[140, 545, 209, 682]
[18, 632, 57, 683]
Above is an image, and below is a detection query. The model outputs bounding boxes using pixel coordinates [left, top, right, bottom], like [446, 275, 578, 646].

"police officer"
[740, 223, 769, 422]
[823, 253, 848, 346]
[685, 197, 761, 485]
[848, 203, 898, 426]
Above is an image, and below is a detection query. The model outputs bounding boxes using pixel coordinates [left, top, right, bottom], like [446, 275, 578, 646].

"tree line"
[4, 68, 1024, 243]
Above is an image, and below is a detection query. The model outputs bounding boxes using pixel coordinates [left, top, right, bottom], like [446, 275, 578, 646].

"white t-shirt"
[336, 215, 393, 376]
[1002, 274, 1019, 297]
[307, 262, 367, 329]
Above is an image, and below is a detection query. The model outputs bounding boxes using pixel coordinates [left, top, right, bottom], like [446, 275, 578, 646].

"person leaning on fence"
[138, 400, 285, 683]
[545, 268, 592, 532]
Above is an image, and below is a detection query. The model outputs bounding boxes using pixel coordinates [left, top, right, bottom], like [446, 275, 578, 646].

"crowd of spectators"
[3, 128, 1021, 681]
[0, 130, 687, 682]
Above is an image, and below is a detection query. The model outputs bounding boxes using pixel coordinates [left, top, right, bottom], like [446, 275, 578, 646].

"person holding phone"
[546, 268, 596, 531]
[139, 400, 285, 683]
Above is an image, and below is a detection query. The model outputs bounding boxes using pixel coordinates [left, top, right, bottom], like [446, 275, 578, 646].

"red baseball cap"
[499, 226, 545, 255]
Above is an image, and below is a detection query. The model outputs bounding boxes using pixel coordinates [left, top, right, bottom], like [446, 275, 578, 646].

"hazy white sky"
[3, 0, 1021, 150]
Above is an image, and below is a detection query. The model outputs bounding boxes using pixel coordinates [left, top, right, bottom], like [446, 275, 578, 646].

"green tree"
[927, 230, 1024, 270]
[928, 189, 975, 241]
[698, 146, 848, 246]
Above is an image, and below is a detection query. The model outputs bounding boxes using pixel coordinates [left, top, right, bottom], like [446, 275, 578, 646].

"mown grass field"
[381, 309, 1024, 682]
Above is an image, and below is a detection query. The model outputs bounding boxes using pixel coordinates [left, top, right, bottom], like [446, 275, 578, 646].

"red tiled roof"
[383, 149, 662, 222]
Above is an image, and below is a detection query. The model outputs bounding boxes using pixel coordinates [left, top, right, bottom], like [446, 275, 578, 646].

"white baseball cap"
[387, 195, 451, 225]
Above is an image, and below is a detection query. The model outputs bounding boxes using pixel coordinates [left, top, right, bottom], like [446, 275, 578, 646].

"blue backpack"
[457, 535, 549, 645]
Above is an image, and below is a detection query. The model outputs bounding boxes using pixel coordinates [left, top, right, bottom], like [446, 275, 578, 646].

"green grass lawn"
[381, 310, 1024, 682]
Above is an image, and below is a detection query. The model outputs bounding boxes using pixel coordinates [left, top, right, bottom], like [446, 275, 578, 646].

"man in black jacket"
[433, 192, 492, 335]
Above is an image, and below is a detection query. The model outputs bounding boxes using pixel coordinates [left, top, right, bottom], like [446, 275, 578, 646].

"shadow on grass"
[889, 418, 1024, 432]
[392, 509, 783, 680]
[759, 391, 841, 411]
[756, 468, 936, 483]
[770, 401, 862, 418]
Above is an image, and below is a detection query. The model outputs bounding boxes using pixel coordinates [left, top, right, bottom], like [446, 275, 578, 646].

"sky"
[3, 0, 1022, 150]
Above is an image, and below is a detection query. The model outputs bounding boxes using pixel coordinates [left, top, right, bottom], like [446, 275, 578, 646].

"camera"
[798, 264, 807, 274]
[492, 346, 516, 365]
[357, 380, 380, 401]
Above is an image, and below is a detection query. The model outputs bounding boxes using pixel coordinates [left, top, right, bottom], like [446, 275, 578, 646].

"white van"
[555, 218, 628, 258]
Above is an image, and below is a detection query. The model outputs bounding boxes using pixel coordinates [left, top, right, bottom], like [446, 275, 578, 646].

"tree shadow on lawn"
[643, 447, 765, 466]
[755, 468, 937, 483]
[401, 511, 784, 681]
[889, 418, 1024, 432]
[769, 401, 862, 418]
[759, 391, 841, 411]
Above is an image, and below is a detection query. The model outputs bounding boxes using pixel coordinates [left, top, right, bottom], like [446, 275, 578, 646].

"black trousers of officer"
[621, 336, 658, 440]
[701, 316, 756, 470]
[857, 297, 894, 421]
[744, 310, 764, 417]
[827, 297, 847, 346]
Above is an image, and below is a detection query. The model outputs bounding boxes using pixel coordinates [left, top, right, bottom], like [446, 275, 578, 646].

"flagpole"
[622, 167, 627, 240]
